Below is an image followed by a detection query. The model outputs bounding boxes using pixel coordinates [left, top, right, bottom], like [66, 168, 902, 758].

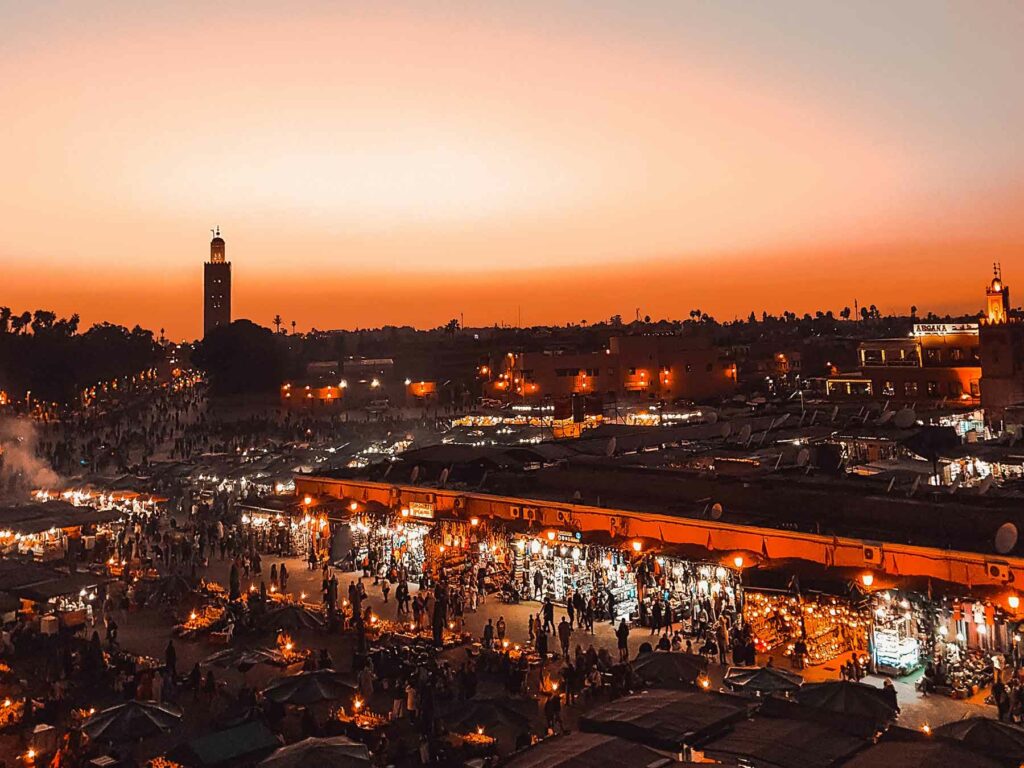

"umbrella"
[724, 665, 803, 695]
[795, 681, 897, 725]
[259, 736, 370, 768]
[630, 652, 708, 688]
[81, 700, 182, 743]
[261, 670, 357, 705]
[934, 716, 1024, 765]
[441, 697, 533, 734]
[146, 574, 196, 606]
[258, 604, 325, 632]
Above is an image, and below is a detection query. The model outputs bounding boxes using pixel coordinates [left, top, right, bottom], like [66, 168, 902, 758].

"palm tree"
[273, 314, 283, 334]
[290, 320, 297, 335]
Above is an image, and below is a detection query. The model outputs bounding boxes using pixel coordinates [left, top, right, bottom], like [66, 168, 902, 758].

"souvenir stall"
[743, 590, 870, 666]
[870, 591, 923, 676]
[640, 556, 742, 626]
[424, 518, 514, 593]
[348, 513, 430, 578]
[923, 598, 1010, 698]
[239, 509, 302, 557]
[511, 532, 639, 621]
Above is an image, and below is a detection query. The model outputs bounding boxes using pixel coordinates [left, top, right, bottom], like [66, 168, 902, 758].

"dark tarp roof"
[503, 732, 676, 768]
[840, 739, 1001, 768]
[933, 716, 1024, 767]
[168, 721, 281, 767]
[699, 715, 868, 767]
[0, 500, 121, 534]
[579, 688, 752, 750]
[13, 572, 106, 602]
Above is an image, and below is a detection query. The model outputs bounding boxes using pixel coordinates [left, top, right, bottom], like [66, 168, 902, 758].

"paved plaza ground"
[109, 549, 995, 742]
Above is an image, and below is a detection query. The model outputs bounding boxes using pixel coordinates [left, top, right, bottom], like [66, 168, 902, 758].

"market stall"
[511, 533, 639, 621]
[743, 589, 870, 666]
[870, 590, 923, 676]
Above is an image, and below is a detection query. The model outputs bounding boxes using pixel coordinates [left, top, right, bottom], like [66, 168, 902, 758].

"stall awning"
[12, 573, 106, 602]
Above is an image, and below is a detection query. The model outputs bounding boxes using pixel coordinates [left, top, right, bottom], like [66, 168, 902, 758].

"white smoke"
[0, 417, 59, 497]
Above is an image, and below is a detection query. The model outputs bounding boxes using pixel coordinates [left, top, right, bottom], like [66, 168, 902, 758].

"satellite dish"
[893, 408, 917, 429]
[439, 468, 449, 487]
[738, 424, 752, 443]
[710, 502, 724, 520]
[605, 437, 617, 457]
[410, 465, 420, 483]
[733, 394, 747, 403]
[995, 522, 1019, 555]
[875, 411, 894, 426]
[978, 475, 994, 495]
[706, 411, 719, 425]
[796, 448, 810, 467]
[719, 422, 733, 439]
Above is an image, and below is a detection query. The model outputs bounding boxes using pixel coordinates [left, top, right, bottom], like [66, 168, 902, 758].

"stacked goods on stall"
[871, 592, 922, 675]
[743, 591, 869, 665]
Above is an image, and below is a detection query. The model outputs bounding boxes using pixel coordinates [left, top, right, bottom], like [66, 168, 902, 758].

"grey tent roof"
[699, 715, 868, 768]
[579, 688, 752, 751]
[841, 739, 1001, 768]
[169, 721, 281, 767]
[504, 732, 676, 768]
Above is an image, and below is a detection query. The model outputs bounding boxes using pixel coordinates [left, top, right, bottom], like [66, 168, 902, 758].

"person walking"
[543, 598, 555, 633]
[558, 617, 572, 658]
[616, 619, 630, 663]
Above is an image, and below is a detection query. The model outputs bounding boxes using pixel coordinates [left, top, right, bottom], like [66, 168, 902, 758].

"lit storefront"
[743, 590, 871, 666]
[870, 591, 923, 675]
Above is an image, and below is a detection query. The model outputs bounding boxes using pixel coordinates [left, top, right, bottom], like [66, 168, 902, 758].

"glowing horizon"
[2, 1, 1022, 339]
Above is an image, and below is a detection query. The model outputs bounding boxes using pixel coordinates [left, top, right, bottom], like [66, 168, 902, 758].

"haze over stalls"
[2, 1, 1023, 338]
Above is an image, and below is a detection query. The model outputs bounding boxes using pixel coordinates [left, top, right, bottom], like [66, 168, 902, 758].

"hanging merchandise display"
[349, 517, 430, 578]
[639, 557, 742, 630]
[870, 591, 922, 676]
[512, 535, 639, 621]
[743, 590, 870, 666]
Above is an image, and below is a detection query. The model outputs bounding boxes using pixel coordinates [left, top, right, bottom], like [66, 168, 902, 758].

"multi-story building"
[203, 228, 231, 336]
[854, 323, 981, 405]
[485, 334, 737, 404]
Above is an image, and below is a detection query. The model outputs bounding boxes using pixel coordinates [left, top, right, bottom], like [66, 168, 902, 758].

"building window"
[970, 381, 980, 397]
[926, 381, 939, 397]
[685, 364, 692, 373]
[904, 381, 918, 397]
[949, 348, 963, 362]
[925, 349, 942, 363]
[882, 381, 895, 396]
[628, 367, 637, 375]
[948, 381, 962, 397]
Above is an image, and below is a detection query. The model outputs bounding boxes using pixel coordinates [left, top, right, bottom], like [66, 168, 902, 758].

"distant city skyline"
[2, 1, 1022, 339]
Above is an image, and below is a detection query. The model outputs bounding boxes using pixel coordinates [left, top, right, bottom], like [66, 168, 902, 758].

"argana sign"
[912, 322, 978, 337]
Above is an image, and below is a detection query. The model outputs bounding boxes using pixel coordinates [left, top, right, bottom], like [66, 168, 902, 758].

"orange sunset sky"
[2, 1, 1023, 340]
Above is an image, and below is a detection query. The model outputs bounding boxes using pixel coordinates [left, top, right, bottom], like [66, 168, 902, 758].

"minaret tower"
[203, 227, 232, 336]
[986, 262, 1010, 324]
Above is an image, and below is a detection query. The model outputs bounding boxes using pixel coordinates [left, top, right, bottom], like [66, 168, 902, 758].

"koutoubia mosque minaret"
[203, 227, 231, 336]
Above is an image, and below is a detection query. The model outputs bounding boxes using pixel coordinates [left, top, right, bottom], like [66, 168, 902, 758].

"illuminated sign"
[408, 502, 435, 520]
[912, 323, 978, 337]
